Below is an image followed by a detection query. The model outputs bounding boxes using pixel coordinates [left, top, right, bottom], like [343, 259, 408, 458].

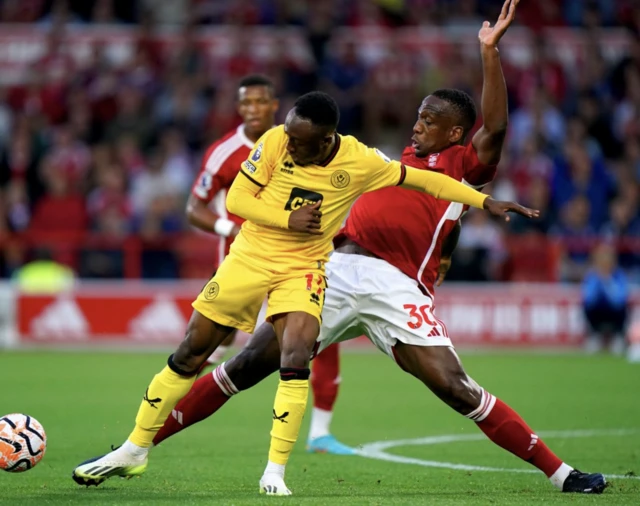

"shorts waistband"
[330, 251, 406, 274]
[329, 252, 432, 299]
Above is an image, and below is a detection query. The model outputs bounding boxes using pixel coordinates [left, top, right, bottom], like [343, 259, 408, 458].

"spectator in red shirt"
[41, 124, 91, 194]
[29, 167, 87, 233]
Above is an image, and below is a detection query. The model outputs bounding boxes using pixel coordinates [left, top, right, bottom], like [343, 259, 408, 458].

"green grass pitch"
[1, 351, 640, 505]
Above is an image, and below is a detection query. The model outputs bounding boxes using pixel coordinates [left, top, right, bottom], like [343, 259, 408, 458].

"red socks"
[311, 344, 340, 411]
[152, 364, 238, 446]
[468, 390, 563, 477]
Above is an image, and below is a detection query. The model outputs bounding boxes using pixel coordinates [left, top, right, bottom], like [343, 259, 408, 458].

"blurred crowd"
[0, 0, 640, 281]
[1, 0, 639, 30]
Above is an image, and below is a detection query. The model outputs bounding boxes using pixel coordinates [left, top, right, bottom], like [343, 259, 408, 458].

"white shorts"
[317, 252, 452, 359]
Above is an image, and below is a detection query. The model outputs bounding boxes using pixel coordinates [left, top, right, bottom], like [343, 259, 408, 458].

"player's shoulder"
[401, 144, 469, 171]
[202, 126, 252, 168]
[261, 124, 286, 142]
[340, 135, 392, 163]
[255, 125, 287, 155]
[210, 125, 251, 151]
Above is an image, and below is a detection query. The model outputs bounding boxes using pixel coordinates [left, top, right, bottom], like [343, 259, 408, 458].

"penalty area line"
[355, 428, 640, 480]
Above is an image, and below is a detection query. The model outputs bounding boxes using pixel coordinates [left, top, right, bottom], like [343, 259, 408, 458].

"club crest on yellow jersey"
[330, 170, 350, 189]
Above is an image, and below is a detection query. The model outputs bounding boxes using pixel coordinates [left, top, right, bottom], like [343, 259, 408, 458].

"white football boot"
[259, 473, 292, 496]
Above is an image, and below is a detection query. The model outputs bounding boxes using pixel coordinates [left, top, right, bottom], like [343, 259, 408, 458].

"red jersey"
[339, 143, 496, 296]
[191, 124, 254, 264]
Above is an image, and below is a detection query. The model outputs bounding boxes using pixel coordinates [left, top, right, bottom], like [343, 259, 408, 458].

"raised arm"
[471, 0, 519, 166]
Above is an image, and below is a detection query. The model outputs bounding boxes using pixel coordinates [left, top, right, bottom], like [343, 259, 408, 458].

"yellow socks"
[128, 364, 196, 448]
[268, 370, 310, 465]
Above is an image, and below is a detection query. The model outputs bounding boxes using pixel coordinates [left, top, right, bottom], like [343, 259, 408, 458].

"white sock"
[121, 439, 149, 460]
[308, 407, 333, 441]
[208, 345, 230, 365]
[263, 460, 285, 478]
[213, 363, 239, 396]
[549, 462, 573, 490]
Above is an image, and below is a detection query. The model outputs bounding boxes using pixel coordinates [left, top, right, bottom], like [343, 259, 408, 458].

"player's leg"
[350, 252, 606, 495]
[198, 330, 237, 375]
[72, 252, 268, 486]
[608, 305, 628, 356]
[72, 310, 234, 485]
[392, 343, 606, 494]
[156, 260, 359, 452]
[200, 299, 269, 375]
[583, 306, 604, 354]
[153, 321, 282, 445]
[260, 310, 320, 496]
[307, 343, 355, 455]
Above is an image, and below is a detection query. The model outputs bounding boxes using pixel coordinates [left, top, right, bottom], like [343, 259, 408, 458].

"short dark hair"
[237, 75, 275, 95]
[432, 89, 477, 135]
[293, 91, 340, 130]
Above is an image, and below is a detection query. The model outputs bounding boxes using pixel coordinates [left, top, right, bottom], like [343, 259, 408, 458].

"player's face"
[411, 96, 464, 157]
[284, 110, 334, 166]
[237, 85, 279, 139]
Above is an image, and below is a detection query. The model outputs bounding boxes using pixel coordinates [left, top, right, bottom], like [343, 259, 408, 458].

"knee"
[279, 317, 318, 369]
[280, 346, 311, 369]
[172, 327, 210, 371]
[437, 374, 482, 416]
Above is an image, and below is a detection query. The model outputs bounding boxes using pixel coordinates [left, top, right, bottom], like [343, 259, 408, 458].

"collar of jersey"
[237, 124, 255, 150]
[318, 133, 341, 167]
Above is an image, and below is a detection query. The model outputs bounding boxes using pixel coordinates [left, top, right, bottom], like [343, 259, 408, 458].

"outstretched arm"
[471, 0, 519, 166]
[401, 165, 538, 220]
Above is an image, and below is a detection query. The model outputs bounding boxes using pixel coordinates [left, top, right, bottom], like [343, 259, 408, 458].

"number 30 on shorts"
[403, 304, 437, 330]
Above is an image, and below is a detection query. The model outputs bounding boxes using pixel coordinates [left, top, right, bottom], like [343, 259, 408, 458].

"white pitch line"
[355, 429, 640, 480]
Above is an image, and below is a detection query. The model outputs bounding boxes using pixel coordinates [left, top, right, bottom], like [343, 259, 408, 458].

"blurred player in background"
[139, 0, 604, 496]
[186, 74, 275, 368]
[185, 74, 353, 454]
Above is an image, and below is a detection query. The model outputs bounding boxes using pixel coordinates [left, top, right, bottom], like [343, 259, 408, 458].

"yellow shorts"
[192, 251, 327, 334]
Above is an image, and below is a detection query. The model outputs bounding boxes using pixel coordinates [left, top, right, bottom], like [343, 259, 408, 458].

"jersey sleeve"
[462, 142, 497, 188]
[361, 146, 406, 193]
[240, 126, 284, 187]
[191, 145, 228, 203]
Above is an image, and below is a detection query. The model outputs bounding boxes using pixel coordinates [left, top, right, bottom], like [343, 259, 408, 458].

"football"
[0, 414, 47, 472]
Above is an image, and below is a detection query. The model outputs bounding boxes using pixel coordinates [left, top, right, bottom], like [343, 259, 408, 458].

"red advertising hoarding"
[16, 283, 639, 348]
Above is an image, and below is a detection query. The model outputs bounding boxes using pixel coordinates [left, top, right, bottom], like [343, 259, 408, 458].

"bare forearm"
[480, 45, 508, 134]
[441, 220, 461, 259]
[186, 198, 219, 233]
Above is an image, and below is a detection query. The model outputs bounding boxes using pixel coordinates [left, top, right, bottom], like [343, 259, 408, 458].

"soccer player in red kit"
[183, 74, 353, 455]
[151, 1, 605, 495]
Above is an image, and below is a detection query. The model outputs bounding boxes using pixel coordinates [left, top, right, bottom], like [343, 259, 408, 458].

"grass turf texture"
[1, 351, 639, 505]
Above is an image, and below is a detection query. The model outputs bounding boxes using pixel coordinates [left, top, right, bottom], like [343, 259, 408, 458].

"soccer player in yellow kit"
[72, 92, 537, 493]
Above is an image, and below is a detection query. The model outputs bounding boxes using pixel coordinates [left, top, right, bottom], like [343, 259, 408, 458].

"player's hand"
[436, 257, 452, 287]
[231, 224, 241, 237]
[478, 0, 519, 48]
[288, 200, 323, 235]
[483, 197, 539, 222]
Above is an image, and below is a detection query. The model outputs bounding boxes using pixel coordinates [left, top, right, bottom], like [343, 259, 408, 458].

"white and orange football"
[0, 414, 47, 472]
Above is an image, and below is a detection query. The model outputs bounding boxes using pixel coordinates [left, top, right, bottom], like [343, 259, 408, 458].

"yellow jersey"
[229, 125, 405, 270]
